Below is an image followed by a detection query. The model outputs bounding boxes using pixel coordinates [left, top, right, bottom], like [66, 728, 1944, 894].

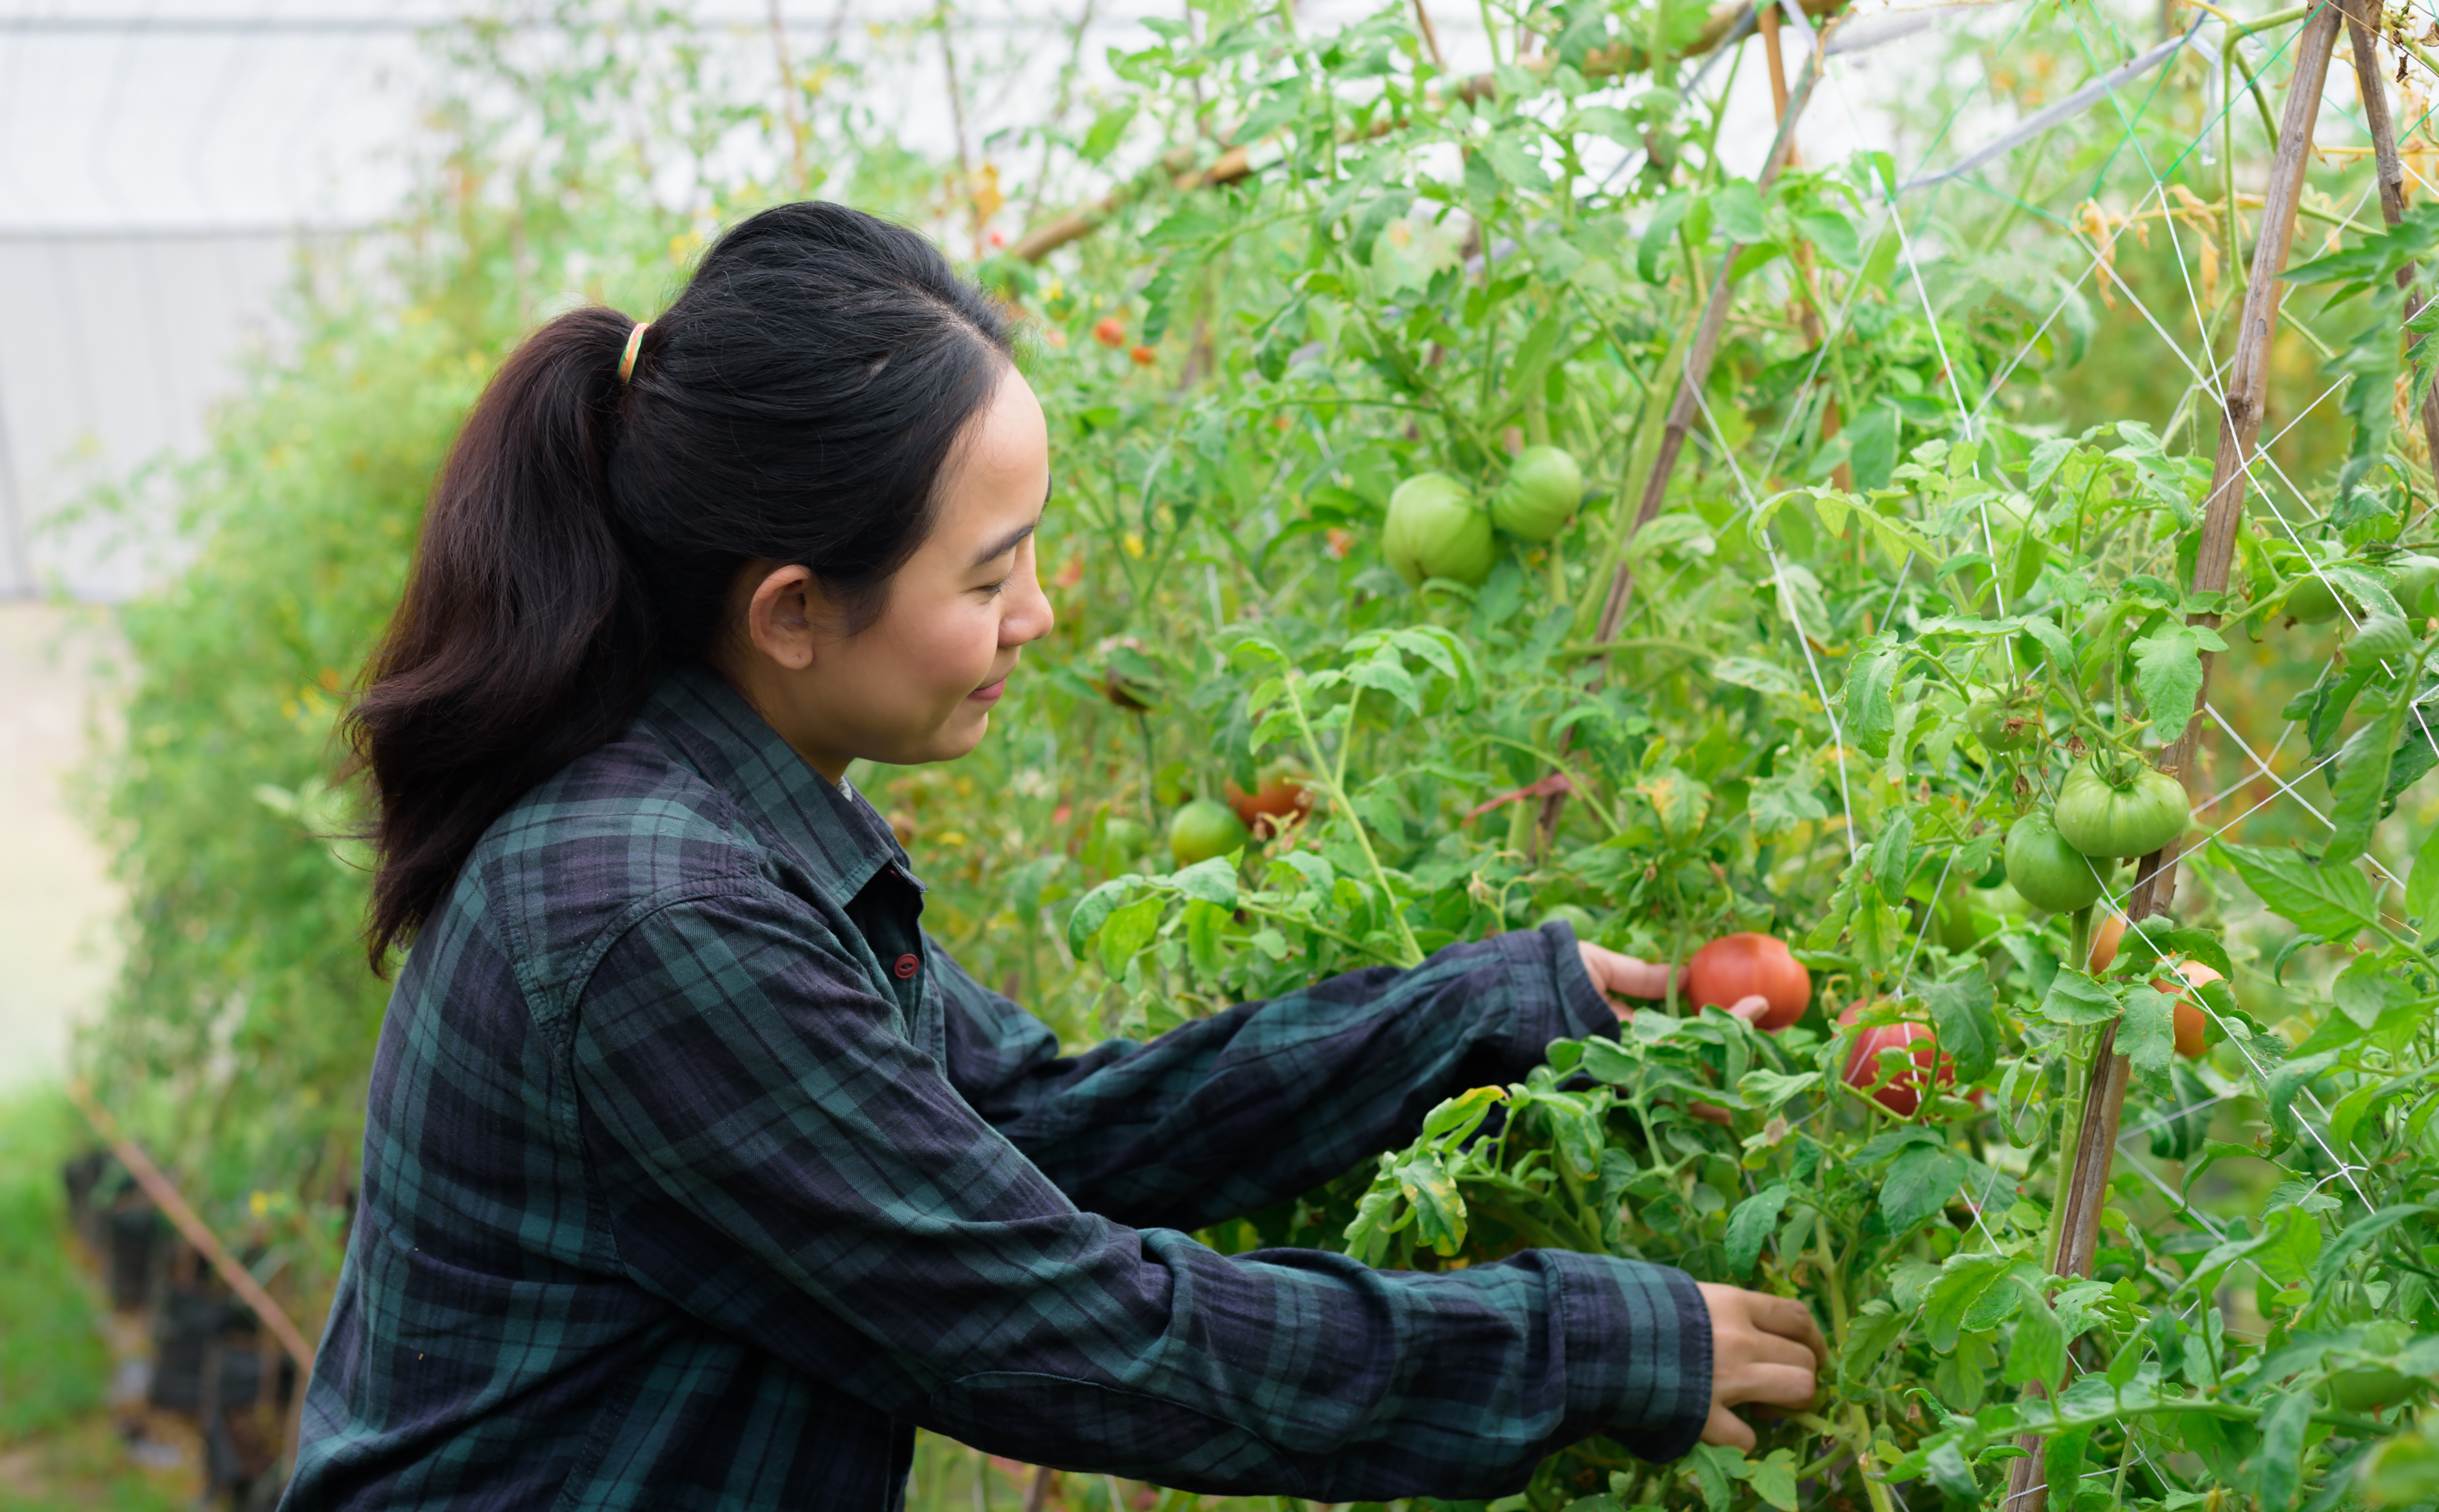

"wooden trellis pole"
[2002, 6, 2347, 1510]
[2344, 0, 2439, 473]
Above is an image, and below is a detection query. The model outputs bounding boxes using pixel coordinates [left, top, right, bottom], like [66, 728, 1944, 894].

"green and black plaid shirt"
[282, 663, 1710, 1511]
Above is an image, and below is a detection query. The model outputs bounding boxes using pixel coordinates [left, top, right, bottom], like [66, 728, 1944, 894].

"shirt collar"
[635, 661, 919, 902]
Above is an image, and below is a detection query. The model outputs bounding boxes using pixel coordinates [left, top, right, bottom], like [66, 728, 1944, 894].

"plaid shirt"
[283, 664, 1710, 1512]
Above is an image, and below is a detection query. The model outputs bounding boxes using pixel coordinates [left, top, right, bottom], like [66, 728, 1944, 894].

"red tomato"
[1093, 317, 1127, 348]
[1685, 933, 1811, 1031]
[1224, 777, 1314, 839]
[2087, 912, 2127, 972]
[1838, 1003, 1952, 1117]
[2153, 960, 2221, 1059]
[1129, 344, 1158, 366]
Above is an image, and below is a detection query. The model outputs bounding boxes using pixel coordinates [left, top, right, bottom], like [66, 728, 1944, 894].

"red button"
[893, 953, 920, 980]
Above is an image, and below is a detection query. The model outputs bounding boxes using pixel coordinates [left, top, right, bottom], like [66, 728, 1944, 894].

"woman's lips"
[969, 676, 1007, 705]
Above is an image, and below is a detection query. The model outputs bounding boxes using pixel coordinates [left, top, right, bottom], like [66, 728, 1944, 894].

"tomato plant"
[77, 0, 2439, 1506]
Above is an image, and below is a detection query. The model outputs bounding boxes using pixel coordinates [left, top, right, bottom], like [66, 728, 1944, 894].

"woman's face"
[721, 363, 1055, 782]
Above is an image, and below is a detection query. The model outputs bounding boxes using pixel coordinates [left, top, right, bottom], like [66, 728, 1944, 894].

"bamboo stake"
[1592, 39, 1825, 647]
[66, 1080, 317, 1374]
[2344, 0, 2439, 473]
[2002, 8, 2345, 1511]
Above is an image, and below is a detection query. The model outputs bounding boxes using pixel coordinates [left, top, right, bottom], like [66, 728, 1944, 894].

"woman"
[287, 202, 1823, 1511]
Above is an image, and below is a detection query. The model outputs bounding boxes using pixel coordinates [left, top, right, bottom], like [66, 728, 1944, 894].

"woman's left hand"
[1575, 941, 1771, 1026]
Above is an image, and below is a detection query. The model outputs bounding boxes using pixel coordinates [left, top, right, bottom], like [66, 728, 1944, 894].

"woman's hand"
[1694, 1284, 1828, 1450]
[1576, 941, 1774, 1027]
[1576, 941, 1681, 1016]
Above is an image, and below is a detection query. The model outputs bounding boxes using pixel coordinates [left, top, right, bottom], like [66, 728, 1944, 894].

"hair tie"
[618, 321, 650, 384]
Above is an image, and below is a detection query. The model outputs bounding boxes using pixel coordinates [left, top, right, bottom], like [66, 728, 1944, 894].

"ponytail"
[348, 202, 1012, 967]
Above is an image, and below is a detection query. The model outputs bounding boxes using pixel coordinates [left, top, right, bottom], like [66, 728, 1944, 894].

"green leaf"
[1841, 1302, 1907, 1384]
[2329, 688, 2408, 864]
[1736, 1068, 1823, 1111]
[1843, 645, 1902, 757]
[2255, 1388, 2312, 1512]
[1422, 1085, 1507, 1144]
[1637, 192, 1693, 283]
[1183, 897, 1227, 979]
[1097, 894, 1167, 975]
[1926, 974, 2000, 1082]
[1922, 1250, 2013, 1353]
[1747, 1448, 1800, 1511]
[1881, 1144, 1966, 1239]
[2407, 822, 2439, 935]
[2043, 1426, 2090, 1499]
[1725, 1184, 1793, 1278]
[2039, 968, 2123, 1027]
[1709, 180, 1766, 242]
[2120, 983, 2179, 1094]
[1925, 1440, 1981, 1504]
[1394, 1151, 1468, 1255]
[2210, 841, 2379, 940]
[2311, 1202, 2432, 1294]
[2003, 1279, 2066, 1387]
[1481, 132, 1553, 192]
[1686, 1444, 1744, 1512]
[1170, 856, 1239, 907]
[2363, 1416, 2439, 1504]
[1065, 878, 1136, 958]
[2129, 622, 2226, 745]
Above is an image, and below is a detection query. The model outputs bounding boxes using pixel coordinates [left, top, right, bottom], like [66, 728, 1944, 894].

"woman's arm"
[936, 921, 1665, 1233]
[574, 892, 1713, 1499]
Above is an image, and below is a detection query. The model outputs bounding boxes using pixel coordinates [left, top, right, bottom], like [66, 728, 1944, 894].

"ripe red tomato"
[1838, 1003, 1951, 1117]
[1684, 933, 1811, 1031]
[1224, 777, 1314, 838]
[2153, 960, 2221, 1059]
[1129, 344, 1158, 366]
[1093, 317, 1126, 348]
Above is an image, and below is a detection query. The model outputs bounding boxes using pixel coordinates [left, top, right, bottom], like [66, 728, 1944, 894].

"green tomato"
[1535, 902, 1601, 939]
[2345, 612, 2416, 670]
[2286, 573, 2345, 624]
[2388, 554, 2439, 618]
[1168, 799, 1249, 867]
[1384, 473, 1495, 587]
[2326, 1367, 2417, 1413]
[2052, 758, 2189, 860]
[2004, 811, 2111, 912]
[1490, 446, 1583, 543]
[1967, 690, 2040, 752]
[1100, 816, 1151, 862]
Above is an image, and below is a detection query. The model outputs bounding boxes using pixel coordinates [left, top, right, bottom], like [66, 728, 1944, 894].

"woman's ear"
[742, 563, 821, 671]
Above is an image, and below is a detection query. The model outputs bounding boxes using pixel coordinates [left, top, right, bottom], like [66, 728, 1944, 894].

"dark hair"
[347, 201, 1014, 967]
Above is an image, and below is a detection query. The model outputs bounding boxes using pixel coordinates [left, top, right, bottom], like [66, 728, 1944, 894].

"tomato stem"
[1283, 675, 1425, 967]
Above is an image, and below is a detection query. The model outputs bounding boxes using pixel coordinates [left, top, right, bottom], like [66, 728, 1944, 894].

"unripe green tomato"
[1101, 816, 1151, 862]
[1490, 446, 1583, 543]
[1384, 473, 1495, 587]
[2286, 574, 2344, 624]
[1168, 799, 1250, 866]
[2004, 811, 2110, 912]
[1967, 691, 2038, 752]
[1535, 902, 1601, 939]
[2345, 613, 2416, 670]
[2389, 554, 2439, 618]
[2052, 758, 2190, 860]
[2326, 1367, 2417, 1413]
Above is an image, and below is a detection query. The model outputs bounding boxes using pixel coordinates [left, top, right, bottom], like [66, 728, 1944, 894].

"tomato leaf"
[1745, 1448, 1801, 1512]
[1882, 1145, 1969, 1243]
[1921, 1250, 2014, 1353]
[1066, 878, 1140, 957]
[1420, 1084, 1507, 1144]
[1842, 644, 1902, 757]
[2129, 622, 2226, 745]
[2121, 983, 2179, 1094]
[1923, 1440, 1982, 1505]
[2408, 822, 2439, 937]
[2208, 841, 2380, 940]
[1925, 973, 2000, 1081]
[1097, 894, 1167, 975]
[1840, 1301, 1907, 1385]
[2255, 1388, 2312, 1512]
[2039, 968, 2123, 1026]
[2003, 1279, 2067, 1387]
[2329, 688, 2408, 864]
[1725, 1183, 1793, 1278]
[1394, 1150, 1467, 1255]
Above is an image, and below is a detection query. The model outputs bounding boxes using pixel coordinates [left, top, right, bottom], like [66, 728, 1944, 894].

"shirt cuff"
[1549, 1250, 1713, 1464]
[1507, 918, 1624, 1045]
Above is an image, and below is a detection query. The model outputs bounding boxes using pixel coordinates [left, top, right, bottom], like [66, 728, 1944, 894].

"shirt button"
[893, 953, 920, 980]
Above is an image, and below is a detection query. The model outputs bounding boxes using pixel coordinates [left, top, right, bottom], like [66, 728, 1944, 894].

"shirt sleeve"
[570, 890, 1710, 1499]
[936, 920, 1621, 1234]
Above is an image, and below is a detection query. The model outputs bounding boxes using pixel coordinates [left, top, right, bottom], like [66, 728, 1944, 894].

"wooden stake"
[2344, 0, 2439, 472]
[66, 1080, 317, 1375]
[2002, 8, 2345, 1511]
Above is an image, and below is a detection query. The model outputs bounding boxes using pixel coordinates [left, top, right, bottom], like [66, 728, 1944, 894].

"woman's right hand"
[1694, 1283, 1827, 1450]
